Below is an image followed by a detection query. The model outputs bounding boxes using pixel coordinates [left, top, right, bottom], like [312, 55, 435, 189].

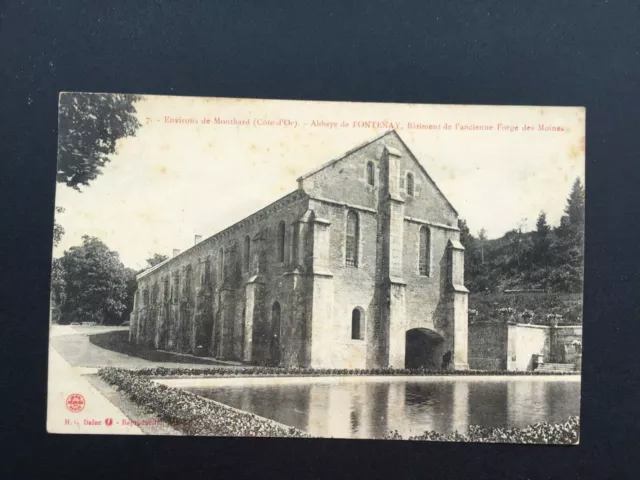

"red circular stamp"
[66, 393, 85, 413]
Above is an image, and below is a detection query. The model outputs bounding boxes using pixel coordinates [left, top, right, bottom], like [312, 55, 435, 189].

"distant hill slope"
[459, 178, 585, 295]
[462, 228, 583, 293]
[469, 291, 583, 325]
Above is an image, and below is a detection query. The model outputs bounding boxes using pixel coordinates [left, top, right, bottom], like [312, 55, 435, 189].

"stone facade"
[130, 130, 469, 369]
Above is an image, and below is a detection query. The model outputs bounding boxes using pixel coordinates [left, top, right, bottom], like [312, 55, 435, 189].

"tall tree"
[458, 219, 473, 248]
[52, 206, 65, 247]
[533, 211, 551, 267]
[50, 207, 67, 323]
[565, 177, 585, 226]
[549, 178, 585, 292]
[145, 253, 169, 269]
[477, 228, 488, 265]
[50, 258, 66, 324]
[57, 93, 142, 190]
[535, 211, 551, 237]
[123, 267, 139, 321]
[59, 236, 130, 325]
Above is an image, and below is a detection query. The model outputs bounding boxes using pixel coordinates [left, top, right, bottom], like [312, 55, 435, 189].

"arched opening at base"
[269, 301, 282, 366]
[405, 328, 445, 369]
[195, 312, 213, 357]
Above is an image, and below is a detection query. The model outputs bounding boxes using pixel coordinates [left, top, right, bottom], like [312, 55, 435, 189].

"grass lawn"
[89, 330, 226, 365]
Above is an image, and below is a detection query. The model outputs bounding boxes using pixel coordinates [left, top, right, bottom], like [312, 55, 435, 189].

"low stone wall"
[552, 326, 583, 363]
[507, 324, 549, 371]
[468, 322, 507, 370]
[469, 322, 582, 372]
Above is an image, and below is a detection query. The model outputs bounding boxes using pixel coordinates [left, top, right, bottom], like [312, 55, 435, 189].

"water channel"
[159, 375, 581, 439]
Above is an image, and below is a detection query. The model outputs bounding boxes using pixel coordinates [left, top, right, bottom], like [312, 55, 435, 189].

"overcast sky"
[53, 95, 585, 270]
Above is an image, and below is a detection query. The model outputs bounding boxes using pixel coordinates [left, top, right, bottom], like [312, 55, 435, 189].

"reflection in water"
[183, 377, 580, 439]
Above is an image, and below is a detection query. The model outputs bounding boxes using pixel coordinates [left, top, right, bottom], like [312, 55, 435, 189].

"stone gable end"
[298, 130, 458, 228]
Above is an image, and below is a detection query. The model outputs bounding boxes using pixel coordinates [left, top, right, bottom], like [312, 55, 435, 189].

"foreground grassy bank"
[99, 367, 579, 443]
[130, 366, 578, 377]
[99, 368, 308, 438]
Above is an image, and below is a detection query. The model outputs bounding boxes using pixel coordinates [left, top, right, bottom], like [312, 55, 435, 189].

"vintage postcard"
[48, 94, 585, 443]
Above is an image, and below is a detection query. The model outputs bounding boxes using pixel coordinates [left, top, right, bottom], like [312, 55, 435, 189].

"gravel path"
[49, 325, 239, 369]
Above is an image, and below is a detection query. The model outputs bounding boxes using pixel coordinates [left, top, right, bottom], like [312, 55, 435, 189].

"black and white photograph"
[47, 93, 585, 444]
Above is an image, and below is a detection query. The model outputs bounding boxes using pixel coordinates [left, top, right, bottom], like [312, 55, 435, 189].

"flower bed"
[129, 366, 579, 377]
[385, 416, 580, 444]
[98, 367, 308, 438]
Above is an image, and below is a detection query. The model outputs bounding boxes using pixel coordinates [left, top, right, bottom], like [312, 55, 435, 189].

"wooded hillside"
[460, 178, 584, 294]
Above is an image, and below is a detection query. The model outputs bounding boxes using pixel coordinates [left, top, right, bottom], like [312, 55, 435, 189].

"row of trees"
[51, 93, 146, 324]
[459, 178, 585, 293]
[51, 237, 167, 325]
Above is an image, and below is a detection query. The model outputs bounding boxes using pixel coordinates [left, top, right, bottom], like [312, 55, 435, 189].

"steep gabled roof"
[298, 129, 458, 216]
[297, 130, 395, 181]
[390, 131, 459, 216]
[138, 131, 458, 283]
[136, 189, 303, 281]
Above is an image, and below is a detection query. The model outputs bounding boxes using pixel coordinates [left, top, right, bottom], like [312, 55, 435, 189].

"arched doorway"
[270, 302, 282, 366]
[405, 328, 445, 369]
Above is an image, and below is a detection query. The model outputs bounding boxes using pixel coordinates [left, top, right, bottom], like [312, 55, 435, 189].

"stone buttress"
[446, 239, 469, 370]
[377, 145, 407, 369]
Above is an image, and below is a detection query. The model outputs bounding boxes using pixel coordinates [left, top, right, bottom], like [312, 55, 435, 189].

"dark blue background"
[1, 1, 639, 478]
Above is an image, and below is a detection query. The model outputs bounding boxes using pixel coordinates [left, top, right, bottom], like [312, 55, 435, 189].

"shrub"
[99, 367, 308, 438]
[127, 366, 577, 378]
[469, 291, 583, 325]
[384, 416, 579, 444]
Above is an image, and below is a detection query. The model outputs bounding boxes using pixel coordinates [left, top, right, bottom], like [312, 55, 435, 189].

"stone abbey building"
[130, 131, 469, 369]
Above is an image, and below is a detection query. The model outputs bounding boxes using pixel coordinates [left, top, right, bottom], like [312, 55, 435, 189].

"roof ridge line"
[297, 130, 396, 181]
[137, 189, 303, 280]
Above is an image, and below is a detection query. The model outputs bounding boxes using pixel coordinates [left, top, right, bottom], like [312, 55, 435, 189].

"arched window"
[291, 224, 299, 264]
[366, 161, 375, 186]
[142, 289, 149, 307]
[152, 283, 159, 305]
[163, 276, 169, 302]
[345, 211, 359, 267]
[406, 172, 414, 196]
[272, 301, 281, 325]
[172, 271, 180, 304]
[270, 301, 282, 366]
[217, 247, 224, 282]
[351, 308, 364, 340]
[203, 258, 211, 286]
[184, 265, 192, 297]
[276, 221, 286, 263]
[243, 235, 251, 273]
[419, 226, 431, 276]
[170, 273, 177, 304]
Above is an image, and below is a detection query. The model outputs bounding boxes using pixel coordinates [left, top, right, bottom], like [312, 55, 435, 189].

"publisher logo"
[66, 393, 85, 413]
